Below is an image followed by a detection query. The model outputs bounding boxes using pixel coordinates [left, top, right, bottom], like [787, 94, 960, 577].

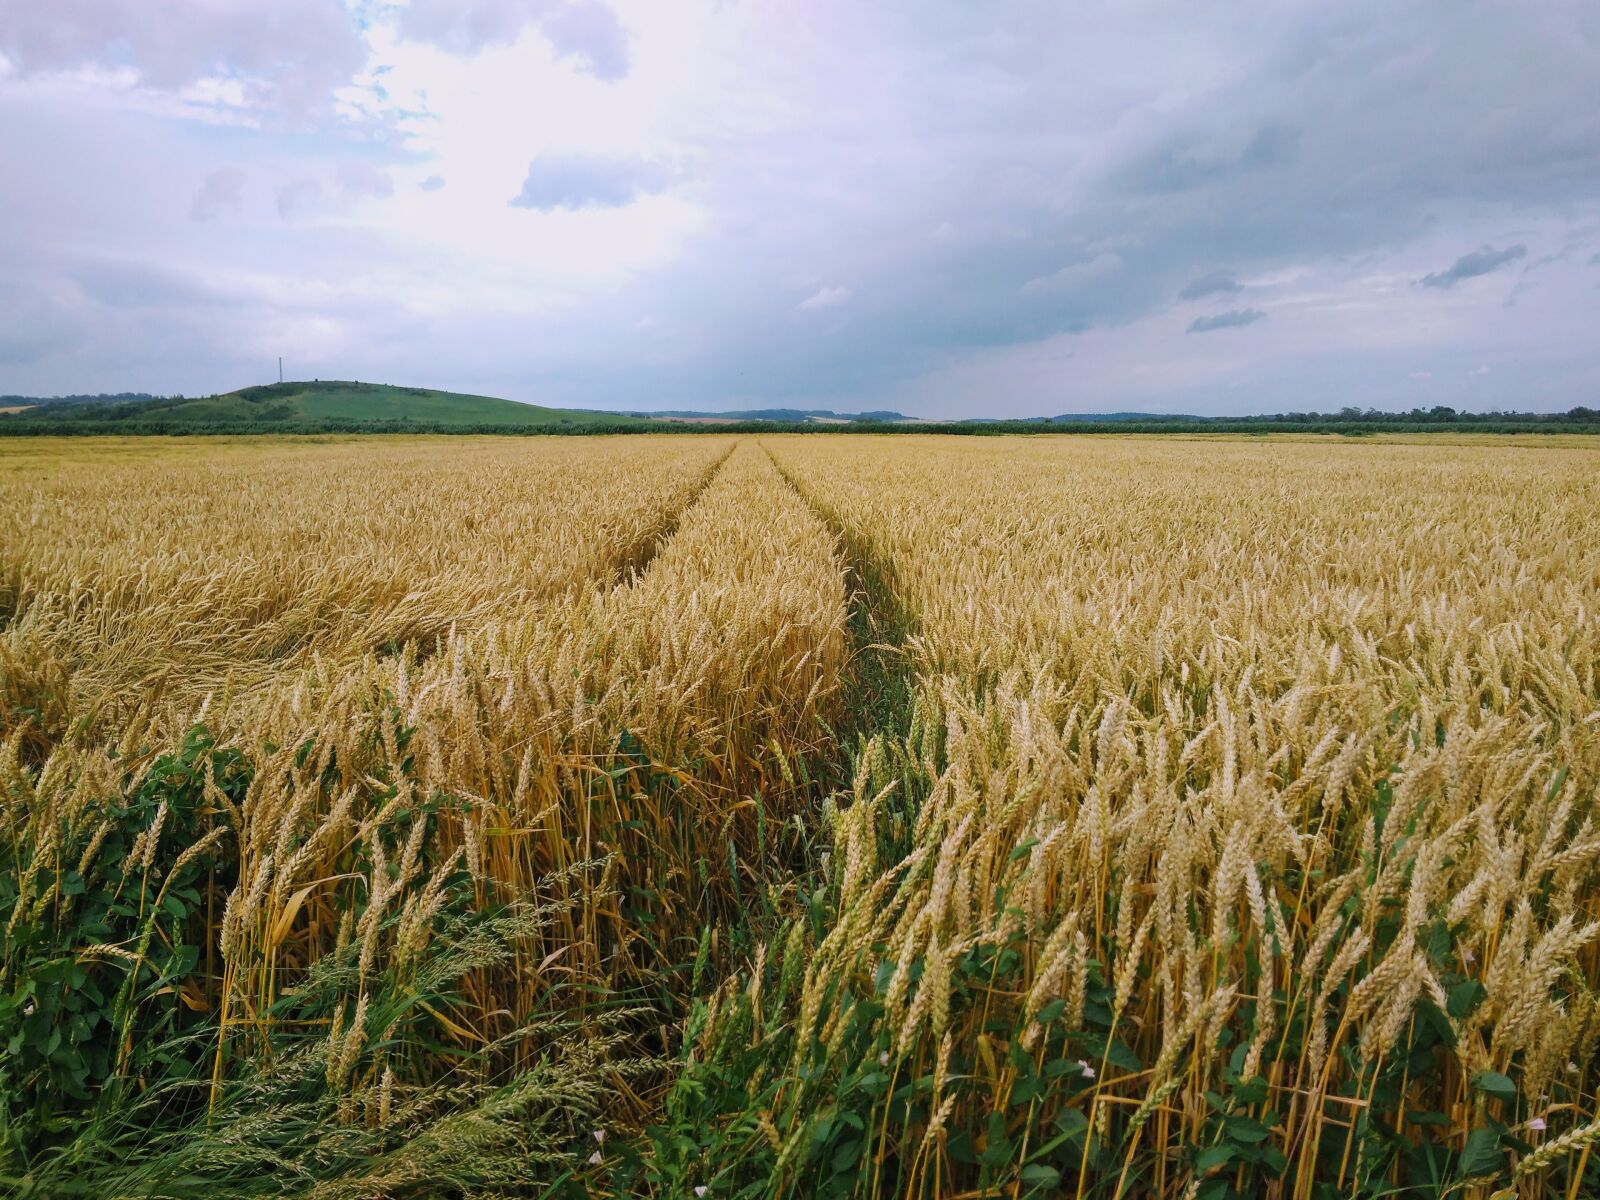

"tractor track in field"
[611, 439, 739, 586]
[760, 441, 925, 802]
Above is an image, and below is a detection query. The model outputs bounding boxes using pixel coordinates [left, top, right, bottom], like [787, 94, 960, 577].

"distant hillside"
[1045, 411, 1196, 423]
[1, 382, 651, 429]
[636, 407, 913, 423]
[6, 387, 1595, 437]
[1, 392, 161, 412]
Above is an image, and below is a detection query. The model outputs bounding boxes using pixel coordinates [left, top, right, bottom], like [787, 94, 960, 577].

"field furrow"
[1, 436, 854, 1188]
[729, 433, 1600, 1199]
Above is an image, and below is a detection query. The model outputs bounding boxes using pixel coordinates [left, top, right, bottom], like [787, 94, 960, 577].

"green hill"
[4, 381, 651, 430]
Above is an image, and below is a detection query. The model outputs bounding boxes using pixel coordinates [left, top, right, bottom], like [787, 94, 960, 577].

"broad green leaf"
[1472, 1071, 1516, 1102]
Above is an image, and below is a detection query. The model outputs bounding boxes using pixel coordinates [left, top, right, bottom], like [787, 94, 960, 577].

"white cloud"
[510, 154, 671, 211]
[0, 0, 364, 116]
[276, 179, 323, 220]
[189, 167, 247, 222]
[337, 163, 395, 201]
[398, 0, 630, 81]
[797, 285, 850, 311]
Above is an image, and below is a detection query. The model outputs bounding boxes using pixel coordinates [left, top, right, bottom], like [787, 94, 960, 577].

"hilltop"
[0, 381, 651, 430]
[636, 407, 913, 423]
[1044, 411, 1195, 423]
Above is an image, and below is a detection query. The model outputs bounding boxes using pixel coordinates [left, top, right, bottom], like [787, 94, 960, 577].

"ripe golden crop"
[0, 436, 730, 726]
[753, 434, 1600, 1198]
[2, 432, 1597, 1198]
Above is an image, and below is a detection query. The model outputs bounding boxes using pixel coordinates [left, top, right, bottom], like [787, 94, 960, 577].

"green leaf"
[830, 1138, 861, 1174]
[1425, 919, 1452, 961]
[1035, 998, 1066, 1024]
[1408, 1110, 1451, 1127]
[1195, 1144, 1234, 1172]
[1224, 1114, 1272, 1144]
[1104, 1038, 1142, 1072]
[979, 1111, 1013, 1168]
[857, 1070, 890, 1095]
[1458, 1126, 1506, 1179]
[1010, 1075, 1044, 1106]
[1472, 1071, 1516, 1101]
[1019, 1163, 1061, 1189]
[1448, 980, 1487, 1019]
[1545, 765, 1569, 802]
[1053, 1108, 1089, 1138]
[1232, 1075, 1270, 1105]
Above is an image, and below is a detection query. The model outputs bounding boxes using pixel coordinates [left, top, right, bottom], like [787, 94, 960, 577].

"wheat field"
[2, 433, 1598, 1200]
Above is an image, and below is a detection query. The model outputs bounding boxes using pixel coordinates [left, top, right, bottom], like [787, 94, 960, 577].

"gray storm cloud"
[1187, 309, 1267, 334]
[1418, 244, 1528, 289]
[1178, 271, 1243, 300]
[1, 0, 1598, 415]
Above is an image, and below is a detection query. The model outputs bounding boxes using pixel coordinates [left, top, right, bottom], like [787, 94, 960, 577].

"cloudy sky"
[1, 1, 1597, 416]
